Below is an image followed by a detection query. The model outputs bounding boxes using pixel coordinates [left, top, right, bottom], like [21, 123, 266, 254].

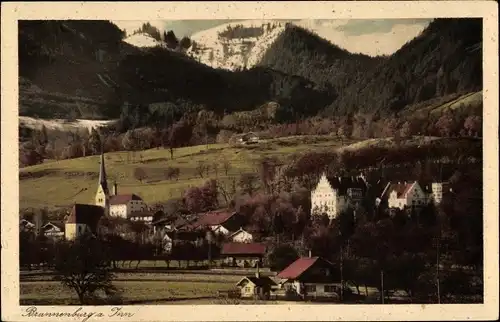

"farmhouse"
[221, 242, 267, 268]
[311, 173, 368, 219]
[236, 266, 276, 299]
[186, 210, 243, 235]
[65, 204, 104, 240]
[277, 256, 340, 300]
[41, 222, 64, 239]
[381, 181, 428, 210]
[228, 228, 254, 243]
[152, 215, 189, 234]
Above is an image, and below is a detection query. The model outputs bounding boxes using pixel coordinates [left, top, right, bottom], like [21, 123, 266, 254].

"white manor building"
[311, 173, 368, 219]
[379, 180, 451, 210]
[94, 152, 148, 220]
[382, 181, 428, 210]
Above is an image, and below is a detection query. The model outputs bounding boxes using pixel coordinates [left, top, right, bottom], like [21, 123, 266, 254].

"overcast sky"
[112, 19, 432, 56]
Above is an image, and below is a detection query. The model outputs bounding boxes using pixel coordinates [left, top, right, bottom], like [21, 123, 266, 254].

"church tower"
[95, 152, 110, 216]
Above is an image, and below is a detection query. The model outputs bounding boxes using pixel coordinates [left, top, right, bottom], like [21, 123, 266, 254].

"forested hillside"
[115, 47, 333, 129]
[258, 24, 383, 91]
[19, 20, 333, 125]
[257, 19, 482, 116]
[329, 18, 483, 115]
[18, 20, 132, 119]
[19, 19, 482, 123]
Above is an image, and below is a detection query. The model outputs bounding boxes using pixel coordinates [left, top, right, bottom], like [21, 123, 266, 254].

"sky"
[112, 19, 432, 56]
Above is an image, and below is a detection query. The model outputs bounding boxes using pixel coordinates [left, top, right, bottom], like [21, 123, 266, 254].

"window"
[324, 285, 337, 293]
[244, 286, 252, 293]
[305, 285, 316, 293]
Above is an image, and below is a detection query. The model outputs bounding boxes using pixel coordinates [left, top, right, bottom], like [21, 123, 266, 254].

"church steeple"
[98, 152, 109, 194]
[95, 152, 109, 215]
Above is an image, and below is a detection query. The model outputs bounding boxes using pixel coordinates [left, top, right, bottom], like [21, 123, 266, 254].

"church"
[65, 152, 149, 240]
[94, 152, 148, 219]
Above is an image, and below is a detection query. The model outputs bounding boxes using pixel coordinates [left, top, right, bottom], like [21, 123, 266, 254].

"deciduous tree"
[54, 235, 119, 305]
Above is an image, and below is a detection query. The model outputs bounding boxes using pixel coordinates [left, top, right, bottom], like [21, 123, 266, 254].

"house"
[65, 204, 104, 240]
[186, 210, 242, 236]
[228, 228, 254, 243]
[152, 215, 189, 234]
[242, 132, 260, 144]
[221, 242, 267, 268]
[236, 266, 276, 299]
[430, 182, 451, 205]
[109, 194, 148, 219]
[311, 173, 368, 219]
[163, 230, 206, 254]
[20, 219, 35, 232]
[277, 256, 340, 300]
[41, 222, 64, 239]
[94, 152, 148, 219]
[381, 181, 428, 210]
[128, 210, 154, 223]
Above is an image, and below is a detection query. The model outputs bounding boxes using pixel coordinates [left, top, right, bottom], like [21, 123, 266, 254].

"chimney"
[113, 182, 118, 196]
[308, 250, 312, 258]
[255, 261, 260, 279]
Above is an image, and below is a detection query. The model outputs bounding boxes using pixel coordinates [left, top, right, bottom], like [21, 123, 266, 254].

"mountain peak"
[186, 20, 288, 70]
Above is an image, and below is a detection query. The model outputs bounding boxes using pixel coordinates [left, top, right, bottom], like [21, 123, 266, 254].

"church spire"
[99, 152, 109, 194]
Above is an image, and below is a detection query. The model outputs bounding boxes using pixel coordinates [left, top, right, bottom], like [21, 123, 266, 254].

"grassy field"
[19, 136, 357, 209]
[20, 271, 242, 305]
[20, 134, 479, 210]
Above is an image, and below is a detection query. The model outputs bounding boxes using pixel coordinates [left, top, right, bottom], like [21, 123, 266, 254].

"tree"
[196, 160, 207, 178]
[165, 30, 179, 49]
[222, 157, 231, 176]
[184, 180, 218, 213]
[164, 167, 180, 181]
[259, 156, 281, 194]
[267, 244, 299, 271]
[463, 115, 482, 137]
[134, 167, 147, 183]
[239, 172, 259, 196]
[122, 130, 140, 161]
[88, 128, 102, 155]
[435, 110, 455, 137]
[54, 235, 119, 304]
[179, 36, 192, 50]
[19, 146, 43, 167]
[400, 120, 413, 138]
[337, 124, 351, 144]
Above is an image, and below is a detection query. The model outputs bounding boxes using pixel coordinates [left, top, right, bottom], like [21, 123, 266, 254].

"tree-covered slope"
[258, 19, 482, 116]
[328, 18, 483, 115]
[258, 24, 382, 92]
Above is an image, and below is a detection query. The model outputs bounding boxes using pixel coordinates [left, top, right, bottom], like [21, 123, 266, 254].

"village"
[19, 149, 457, 304]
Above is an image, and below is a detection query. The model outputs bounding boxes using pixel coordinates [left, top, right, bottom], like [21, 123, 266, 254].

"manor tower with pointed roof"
[95, 152, 110, 216]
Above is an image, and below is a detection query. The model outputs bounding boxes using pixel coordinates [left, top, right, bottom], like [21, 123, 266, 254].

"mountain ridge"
[18, 19, 482, 126]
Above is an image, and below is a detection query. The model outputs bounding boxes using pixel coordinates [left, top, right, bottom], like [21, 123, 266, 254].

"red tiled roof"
[189, 210, 236, 229]
[110, 194, 143, 205]
[66, 204, 104, 232]
[221, 242, 267, 255]
[277, 257, 320, 279]
[386, 182, 415, 198]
